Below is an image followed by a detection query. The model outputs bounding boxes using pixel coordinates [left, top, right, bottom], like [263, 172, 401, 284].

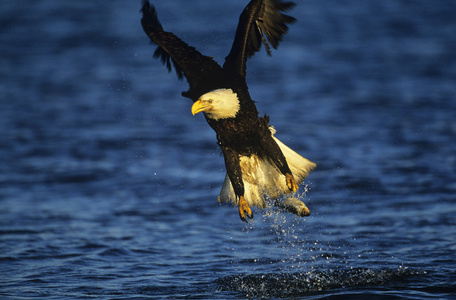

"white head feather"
[193, 88, 240, 120]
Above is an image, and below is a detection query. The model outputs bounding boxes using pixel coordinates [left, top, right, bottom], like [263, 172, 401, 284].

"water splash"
[216, 267, 424, 298]
[225, 186, 428, 298]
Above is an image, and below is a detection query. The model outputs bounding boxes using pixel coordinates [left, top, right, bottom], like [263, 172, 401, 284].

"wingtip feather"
[141, 0, 163, 31]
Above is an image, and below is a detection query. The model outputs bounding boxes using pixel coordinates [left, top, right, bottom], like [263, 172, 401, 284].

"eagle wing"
[223, 0, 296, 78]
[141, 1, 224, 101]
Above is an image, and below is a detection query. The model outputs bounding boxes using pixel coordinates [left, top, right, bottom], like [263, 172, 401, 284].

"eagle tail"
[218, 129, 316, 210]
[271, 135, 316, 184]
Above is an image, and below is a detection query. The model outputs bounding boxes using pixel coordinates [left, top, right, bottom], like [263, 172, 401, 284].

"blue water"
[1, 1, 456, 299]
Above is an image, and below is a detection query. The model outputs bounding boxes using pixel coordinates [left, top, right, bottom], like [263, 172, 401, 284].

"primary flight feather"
[141, 0, 316, 222]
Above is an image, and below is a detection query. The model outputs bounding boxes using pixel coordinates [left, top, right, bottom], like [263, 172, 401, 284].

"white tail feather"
[218, 128, 316, 209]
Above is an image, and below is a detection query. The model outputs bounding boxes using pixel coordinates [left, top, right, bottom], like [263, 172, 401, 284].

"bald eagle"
[141, 0, 316, 222]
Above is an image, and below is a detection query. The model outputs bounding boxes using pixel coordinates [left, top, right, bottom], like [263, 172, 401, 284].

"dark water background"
[1, 1, 456, 299]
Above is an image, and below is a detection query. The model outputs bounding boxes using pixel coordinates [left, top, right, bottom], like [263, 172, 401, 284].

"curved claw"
[238, 196, 253, 222]
[286, 173, 299, 193]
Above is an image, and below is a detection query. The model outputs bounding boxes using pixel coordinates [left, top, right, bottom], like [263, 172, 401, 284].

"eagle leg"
[238, 195, 253, 222]
[286, 173, 299, 193]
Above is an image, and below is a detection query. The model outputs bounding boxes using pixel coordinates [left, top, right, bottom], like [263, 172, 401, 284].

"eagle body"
[141, 0, 316, 221]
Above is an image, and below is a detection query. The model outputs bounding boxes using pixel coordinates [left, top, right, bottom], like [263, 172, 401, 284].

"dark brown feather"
[223, 0, 296, 78]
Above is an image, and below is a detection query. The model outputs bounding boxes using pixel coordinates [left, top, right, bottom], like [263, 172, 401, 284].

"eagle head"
[191, 88, 240, 120]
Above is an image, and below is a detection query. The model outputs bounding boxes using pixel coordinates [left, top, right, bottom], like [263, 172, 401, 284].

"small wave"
[216, 267, 424, 298]
[98, 247, 130, 257]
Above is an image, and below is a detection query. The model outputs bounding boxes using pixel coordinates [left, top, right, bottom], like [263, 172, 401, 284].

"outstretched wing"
[223, 0, 296, 78]
[141, 1, 223, 100]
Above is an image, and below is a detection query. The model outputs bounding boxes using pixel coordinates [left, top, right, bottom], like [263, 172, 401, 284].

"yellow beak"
[191, 100, 210, 115]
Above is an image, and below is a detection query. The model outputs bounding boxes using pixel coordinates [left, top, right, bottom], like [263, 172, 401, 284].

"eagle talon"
[286, 173, 299, 193]
[238, 196, 253, 222]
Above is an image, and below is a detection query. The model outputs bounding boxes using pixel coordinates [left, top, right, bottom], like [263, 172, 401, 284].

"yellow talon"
[238, 196, 253, 222]
[286, 173, 299, 193]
